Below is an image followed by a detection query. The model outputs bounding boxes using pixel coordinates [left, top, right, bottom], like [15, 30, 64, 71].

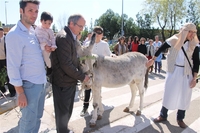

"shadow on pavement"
[82, 104, 114, 133]
[3, 125, 19, 133]
[0, 94, 17, 115]
[148, 71, 166, 80]
[138, 118, 197, 133]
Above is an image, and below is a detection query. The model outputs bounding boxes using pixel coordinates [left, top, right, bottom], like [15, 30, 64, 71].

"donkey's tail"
[144, 68, 149, 90]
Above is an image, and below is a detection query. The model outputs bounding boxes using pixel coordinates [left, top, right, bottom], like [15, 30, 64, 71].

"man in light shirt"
[6, 0, 50, 132]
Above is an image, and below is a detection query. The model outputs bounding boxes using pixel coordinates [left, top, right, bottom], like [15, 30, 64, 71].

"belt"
[175, 64, 184, 67]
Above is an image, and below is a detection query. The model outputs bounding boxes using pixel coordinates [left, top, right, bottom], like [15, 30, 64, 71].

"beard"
[22, 15, 37, 26]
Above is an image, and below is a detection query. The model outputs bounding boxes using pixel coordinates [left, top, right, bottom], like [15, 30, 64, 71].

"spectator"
[137, 37, 147, 55]
[153, 35, 162, 49]
[146, 39, 155, 73]
[0, 27, 16, 97]
[5, 0, 48, 132]
[114, 36, 128, 55]
[127, 36, 133, 51]
[51, 14, 90, 133]
[131, 36, 139, 52]
[154, 47, 162, 74]
[153, 35, 163, 69]
[145, 38, 150, 46]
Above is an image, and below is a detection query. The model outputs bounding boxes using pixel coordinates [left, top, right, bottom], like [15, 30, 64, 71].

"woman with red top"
[131, 36, 139, 52]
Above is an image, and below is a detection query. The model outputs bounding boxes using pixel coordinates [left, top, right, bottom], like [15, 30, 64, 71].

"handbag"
[181, 46, 198, 83]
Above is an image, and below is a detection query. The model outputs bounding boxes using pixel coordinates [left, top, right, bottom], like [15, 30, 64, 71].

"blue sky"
[0, 0, 145, 30]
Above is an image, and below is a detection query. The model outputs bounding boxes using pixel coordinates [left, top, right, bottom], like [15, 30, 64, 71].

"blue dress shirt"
[6, 21, 46, 86]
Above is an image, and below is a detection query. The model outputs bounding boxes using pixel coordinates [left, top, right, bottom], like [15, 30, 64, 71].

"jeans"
[19, 81, 45, 133]
[160, 106, 186, 120]
[155, 61, 161, 73]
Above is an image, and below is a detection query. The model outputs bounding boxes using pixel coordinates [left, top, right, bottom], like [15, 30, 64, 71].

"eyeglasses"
[75, 23, 84, 29]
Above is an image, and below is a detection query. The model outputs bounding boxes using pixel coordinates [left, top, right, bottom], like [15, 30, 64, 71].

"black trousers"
[52, 84, 76, 133]
[160, 106, 186, 120]
[0, 59, 15, 95]
[83, 89, 91, 109]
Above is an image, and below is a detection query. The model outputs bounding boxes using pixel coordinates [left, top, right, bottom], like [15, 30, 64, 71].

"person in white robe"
[147, 23, 199, 128]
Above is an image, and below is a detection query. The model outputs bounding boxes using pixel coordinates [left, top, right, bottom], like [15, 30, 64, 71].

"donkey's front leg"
[90, 88, 101, 127]
[97, 88, 104, 120]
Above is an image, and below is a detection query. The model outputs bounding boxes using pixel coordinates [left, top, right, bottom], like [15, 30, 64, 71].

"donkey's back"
[93, 52, 148, 88]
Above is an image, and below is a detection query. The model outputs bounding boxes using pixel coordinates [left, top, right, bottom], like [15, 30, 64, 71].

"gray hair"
[67, 14, 84, 26]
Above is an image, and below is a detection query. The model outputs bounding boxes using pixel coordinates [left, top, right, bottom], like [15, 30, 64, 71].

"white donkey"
[76, 33, 149, 127]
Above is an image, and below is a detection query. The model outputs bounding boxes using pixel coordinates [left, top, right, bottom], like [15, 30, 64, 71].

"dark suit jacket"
[51, 26, 85, 87]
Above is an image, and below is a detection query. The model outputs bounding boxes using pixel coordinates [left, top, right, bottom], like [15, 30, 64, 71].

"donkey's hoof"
[136, 110, 141, 116]
[123, 107, 129, 113]
[89, 122, 96, 128]
[97, 115, 102, 120]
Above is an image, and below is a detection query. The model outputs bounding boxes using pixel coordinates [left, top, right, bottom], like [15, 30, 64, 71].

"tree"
[123, 17, 138, 37]
[94, 9, 121, 40]
[57, 13, 68, 30]
[186, 0, 200, 37]
[144, 0, 186, 41]
[136, 12, 158, 39]
[89, 18, 93, 32]
[186, 0, 200, 25]
[52, 24, 58, 33]
[95, 9, 140, 41]
[80, 26, 89, 42]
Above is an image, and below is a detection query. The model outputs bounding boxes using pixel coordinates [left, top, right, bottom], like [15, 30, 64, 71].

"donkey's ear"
[87, 33, 96, 51]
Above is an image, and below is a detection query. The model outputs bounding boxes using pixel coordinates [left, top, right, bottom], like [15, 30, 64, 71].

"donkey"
[76, 33, 149, 127]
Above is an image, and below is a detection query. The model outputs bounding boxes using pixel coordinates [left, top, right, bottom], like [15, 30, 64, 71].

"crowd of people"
[96, 34, 164, 74]
[115, 34, 165, 74]
[0, 0, 199, 133]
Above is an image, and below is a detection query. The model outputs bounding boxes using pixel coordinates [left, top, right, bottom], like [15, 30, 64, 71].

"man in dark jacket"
[51, 14, 90, 133]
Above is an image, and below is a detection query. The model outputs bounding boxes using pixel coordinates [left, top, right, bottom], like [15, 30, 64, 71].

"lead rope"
[78, 74, 93, 103]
